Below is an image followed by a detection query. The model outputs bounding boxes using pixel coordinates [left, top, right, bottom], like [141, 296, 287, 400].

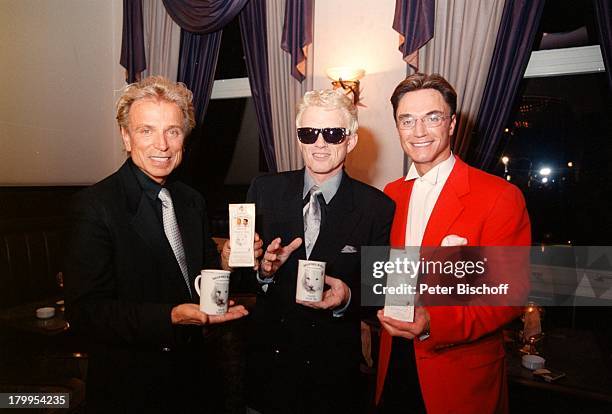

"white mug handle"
[194, 275, 201, 296]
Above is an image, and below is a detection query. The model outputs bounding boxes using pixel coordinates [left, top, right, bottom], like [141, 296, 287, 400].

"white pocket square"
[341, 245, 358, 253]
[441, 235, 468, 246]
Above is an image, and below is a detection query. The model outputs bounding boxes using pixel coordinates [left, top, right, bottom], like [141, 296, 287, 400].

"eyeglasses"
[397, 113, 452, 130]
[296, 127, 348, 145]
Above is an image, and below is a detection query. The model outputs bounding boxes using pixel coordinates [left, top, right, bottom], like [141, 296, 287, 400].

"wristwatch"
[418, 326, 431, 341]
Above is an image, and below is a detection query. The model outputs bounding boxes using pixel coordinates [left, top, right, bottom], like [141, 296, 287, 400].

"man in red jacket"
[375, 73, 531, 414]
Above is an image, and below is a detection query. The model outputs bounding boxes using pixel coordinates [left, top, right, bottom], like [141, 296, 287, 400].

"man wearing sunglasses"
[375, 73, 531, 414]
[244, 89, 395, 413]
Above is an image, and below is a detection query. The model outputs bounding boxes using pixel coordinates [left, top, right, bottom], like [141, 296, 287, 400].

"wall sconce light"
[326, 67, 365, 105]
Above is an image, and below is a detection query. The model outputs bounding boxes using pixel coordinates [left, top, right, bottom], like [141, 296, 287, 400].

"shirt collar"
[405, 153, 456, 185]
[302, 169, 343, 204]
[128, 158, 163, 201]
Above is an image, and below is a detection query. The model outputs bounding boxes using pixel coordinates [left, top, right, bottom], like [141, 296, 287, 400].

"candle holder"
[519, 302, 545, 355]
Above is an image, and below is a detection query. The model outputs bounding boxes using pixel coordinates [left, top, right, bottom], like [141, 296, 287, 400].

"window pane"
[214, 18, 248, 79]
[535, 0, 600, 50]
[178, 98, 265, 233]
[494, 73, 612, 244]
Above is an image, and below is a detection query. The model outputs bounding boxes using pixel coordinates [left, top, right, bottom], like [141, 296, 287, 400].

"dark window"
[176, 18, 268, 236]
[487, 0, 610, 245]
[214, 18, 248, 79]
[178, 97, 266, 235]
[494, 73, 612, 245]
[535, 0, 600, 50]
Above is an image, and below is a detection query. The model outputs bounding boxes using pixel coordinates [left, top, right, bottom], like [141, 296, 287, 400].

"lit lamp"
[326, 67, 365, 104]
[539, 167, 551, 176]
[501, 156, 509, 174]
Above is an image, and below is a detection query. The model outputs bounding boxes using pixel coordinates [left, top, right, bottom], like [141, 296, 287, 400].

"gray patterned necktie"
[158, 188, 192, 297]
[303, 186, 323, 259]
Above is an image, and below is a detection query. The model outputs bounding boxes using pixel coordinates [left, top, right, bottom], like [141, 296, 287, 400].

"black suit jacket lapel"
[309, 173, 360, 269]
[170, 183, 203, 290]
[263, 170, 308, 261]
[285, 171, 307, 261]
[119, 163, 192, 298]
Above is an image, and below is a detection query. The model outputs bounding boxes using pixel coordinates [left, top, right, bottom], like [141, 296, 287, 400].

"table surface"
[0, 294, 258, 336]
[0, 298, 69, 336]
[506, 328, 612, 402]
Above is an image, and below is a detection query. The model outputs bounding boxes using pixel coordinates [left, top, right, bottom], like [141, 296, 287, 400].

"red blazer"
[376, 157, 531, 414]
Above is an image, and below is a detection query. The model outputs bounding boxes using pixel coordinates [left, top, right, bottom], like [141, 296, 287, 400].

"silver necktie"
[303, 186, 323, 259]
[158, 188, 192, 297]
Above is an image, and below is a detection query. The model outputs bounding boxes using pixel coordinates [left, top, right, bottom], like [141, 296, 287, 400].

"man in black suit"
[64, 76, 253, 413]
[244, 90, 395, 413]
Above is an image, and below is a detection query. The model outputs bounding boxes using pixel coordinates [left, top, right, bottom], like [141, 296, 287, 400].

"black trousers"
[377, 337, 426, 414]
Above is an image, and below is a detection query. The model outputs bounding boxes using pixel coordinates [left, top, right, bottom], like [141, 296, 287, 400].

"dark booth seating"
[0, 187, 86, 412]
[0, 217, 65, 309]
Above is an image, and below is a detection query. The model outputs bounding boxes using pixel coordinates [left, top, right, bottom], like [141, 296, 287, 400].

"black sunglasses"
[296, 127, 349, 145]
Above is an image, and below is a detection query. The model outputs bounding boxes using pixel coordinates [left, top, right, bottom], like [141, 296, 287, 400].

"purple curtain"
[164, 0, 248, 123]
[392, 0, 435, 70]
[177, 31, 222, 124]
[120, 0, 146, 83]
[281, 0, 314, 82]
[162, 0, 248, 33]
[470, 0, 545, 170]
[594, 0, 612, 90]
[123, 0, 278, 170]
[239, 1, 278, 172]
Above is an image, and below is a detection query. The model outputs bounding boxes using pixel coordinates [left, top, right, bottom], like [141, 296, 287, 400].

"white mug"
[194, 269, 231, 315]
[296, 260, 326, 302]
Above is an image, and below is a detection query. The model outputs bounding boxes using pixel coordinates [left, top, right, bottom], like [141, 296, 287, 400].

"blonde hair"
[296, 89, 358, 134]
[116, 76, 196, 134]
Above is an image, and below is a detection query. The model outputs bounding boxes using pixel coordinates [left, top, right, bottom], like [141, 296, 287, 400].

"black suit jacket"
[64, 161, 219, 413]
[244, 169, 394, 414]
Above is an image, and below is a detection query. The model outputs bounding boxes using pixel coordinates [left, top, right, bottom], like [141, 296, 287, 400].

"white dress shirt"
[405, 154, 456, 246]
